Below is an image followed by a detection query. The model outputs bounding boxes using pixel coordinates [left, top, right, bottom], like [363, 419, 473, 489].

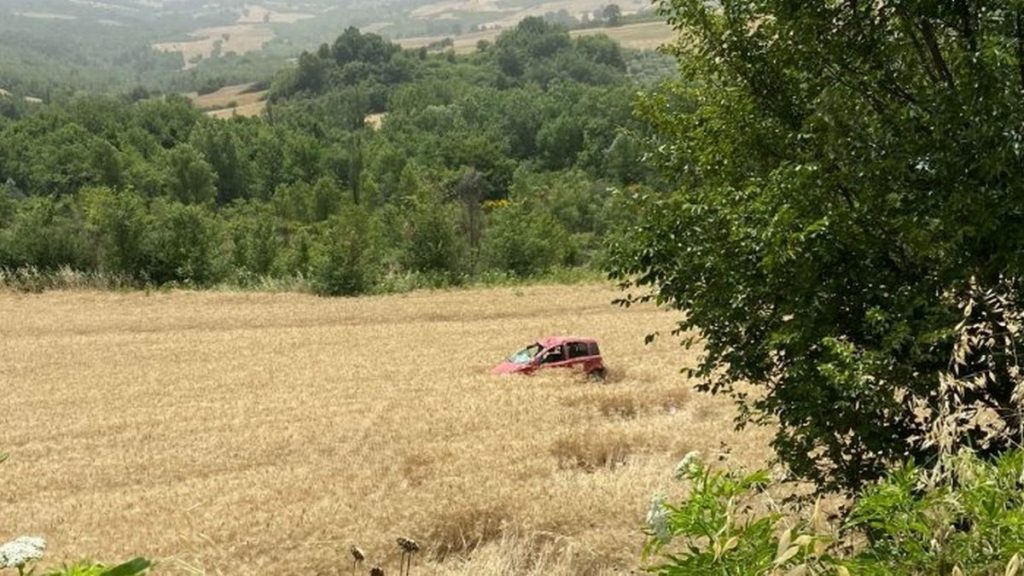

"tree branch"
[918, 17, 957, 91]
[897, 9, 940, 84]
[1017, 8, 1024, 92]
[957, 0, 978, 53]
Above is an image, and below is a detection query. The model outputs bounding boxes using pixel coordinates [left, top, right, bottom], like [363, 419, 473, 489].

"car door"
[537, 344, 571, 370]
[565, 341, 595, 373]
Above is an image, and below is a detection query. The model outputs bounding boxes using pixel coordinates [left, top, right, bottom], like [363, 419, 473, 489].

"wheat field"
[188, 84, 268, 120]
[0, 284, 771, 575]
[399, 21, 675, 55]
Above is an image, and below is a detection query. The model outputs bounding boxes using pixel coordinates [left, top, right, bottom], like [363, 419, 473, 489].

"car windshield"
[507, 343, 543, 364]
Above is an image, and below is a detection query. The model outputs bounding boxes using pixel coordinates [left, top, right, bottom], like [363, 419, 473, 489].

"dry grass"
[153, 25, 274, 70]
[13, 12, 77, 20]
[236, 5, 314, 25]
[409, 0, 650, 25]
[400, 20, 676, 54]
[0, 283, 772, 575]
[570, 21, 676, 51]
[205, 101, 266, 119]
[188, 83, 268, 119]
[365, 113, 387, 130]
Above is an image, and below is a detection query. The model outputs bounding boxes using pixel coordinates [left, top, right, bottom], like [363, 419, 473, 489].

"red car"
[492, 336, 606, 379]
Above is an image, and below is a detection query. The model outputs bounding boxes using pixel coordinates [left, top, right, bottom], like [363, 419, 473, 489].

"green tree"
[189, 121, 251, 205]
[225, 201, 278, 277]
[82, 187, 148, 278]
[482, 201, 570, 277]
[145, 199, 222, 285]
[402, 189, 469, 283]
[609, 0, 1024, 492]
[162, 145, 216, 205]
[0, 196, 90, 270]
[602, 4, 622, 26]
[313, 206, 383, 296]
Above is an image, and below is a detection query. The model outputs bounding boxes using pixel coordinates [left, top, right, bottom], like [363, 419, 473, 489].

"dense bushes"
[644, 451, 1024, 575]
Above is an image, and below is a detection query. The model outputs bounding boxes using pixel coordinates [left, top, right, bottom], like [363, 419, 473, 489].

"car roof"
[539, 336, 597, 348]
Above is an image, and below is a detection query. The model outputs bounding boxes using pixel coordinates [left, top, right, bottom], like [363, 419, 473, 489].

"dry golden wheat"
[0, 284, 772, 575]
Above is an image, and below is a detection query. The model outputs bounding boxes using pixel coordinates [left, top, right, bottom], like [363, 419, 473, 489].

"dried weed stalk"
[919, 277, 1024, 484]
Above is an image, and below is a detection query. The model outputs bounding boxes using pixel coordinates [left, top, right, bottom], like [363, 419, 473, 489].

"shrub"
[402, 192, 468, 283]
[481, 201, 572, 278]
[644, 451, 1024, 576]
[82, 187, 148, 278]
[144, 199, 224, 286]
[0, 197, 91, 271]
[312, 206, 383, 296]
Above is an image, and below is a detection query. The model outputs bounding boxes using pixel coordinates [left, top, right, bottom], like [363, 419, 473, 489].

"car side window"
[567, 342, 590, 359]
[541, 345, 565, 363]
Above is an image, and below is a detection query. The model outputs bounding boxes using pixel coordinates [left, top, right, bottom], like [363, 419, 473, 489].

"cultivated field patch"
[0, 284, 771, 575]
[237, 4, 315, 24]
[189, 83, 268, 119]
[569, 21, 675, 50]
[153, 24, 274, 69]
[400, 20, 675, 54]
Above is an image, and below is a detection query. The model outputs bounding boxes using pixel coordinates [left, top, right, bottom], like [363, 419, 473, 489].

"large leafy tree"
[610, 0, 1024, 492]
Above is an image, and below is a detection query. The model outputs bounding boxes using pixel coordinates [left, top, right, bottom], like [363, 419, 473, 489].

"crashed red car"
[493, 336, 606, 379]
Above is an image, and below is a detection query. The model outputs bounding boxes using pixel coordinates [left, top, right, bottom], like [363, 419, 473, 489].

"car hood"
[492, 361, 529, 375]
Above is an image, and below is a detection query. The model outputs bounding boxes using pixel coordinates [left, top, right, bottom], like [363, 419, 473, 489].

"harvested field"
[571, 21, 676, 51]
[409, 0, 650, 25]
[0, 284, 771, 575]
[13, 12, 77, 20]
[189, 83, 268, 119]
[400, 20, 676, 54]
[153, 24, 274, 70]
[365, 112, 387, 130]
[237, 5, 315, 24]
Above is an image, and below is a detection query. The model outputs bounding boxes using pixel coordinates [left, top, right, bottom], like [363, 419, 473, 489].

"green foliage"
[82, 187, 148, 278]
[42, 558, 152, 576]
[0, 196, 89, 270]
[609, 0, 1024, 492]
[313, 207, 383, 296]
[162, 144, 216, 205]
[402, 189, 469, 284]
[0, 23, 655, 293]
[845, 451, 1024, 574]
[225, 201, 278, 278]
[189, 122, 251, 205]
[482, 201, 571, 278]
[643, 454, 833, 576]
[645, 451, 1024, 576]
[145, 199, 223, 286]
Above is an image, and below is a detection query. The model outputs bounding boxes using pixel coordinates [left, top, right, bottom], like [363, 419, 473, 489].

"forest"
[0, 19, 666, 295]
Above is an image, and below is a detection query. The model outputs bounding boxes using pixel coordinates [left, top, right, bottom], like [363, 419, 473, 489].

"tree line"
[0, 19, 654, 295]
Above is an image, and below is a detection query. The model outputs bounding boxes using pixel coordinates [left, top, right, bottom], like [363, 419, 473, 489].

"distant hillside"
[0, 0, 661, 98]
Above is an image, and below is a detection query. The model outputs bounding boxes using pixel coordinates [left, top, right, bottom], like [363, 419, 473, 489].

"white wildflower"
[673, 451, 701, 479]
[0, 536, 46, 568]
[646, 494, 671, 545]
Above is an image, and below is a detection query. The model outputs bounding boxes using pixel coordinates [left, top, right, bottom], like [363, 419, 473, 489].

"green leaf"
[99, 558, 152, 576]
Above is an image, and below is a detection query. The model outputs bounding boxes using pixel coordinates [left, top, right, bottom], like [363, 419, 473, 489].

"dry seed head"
[369, 566, 384, 576]
[350, 545, 365, 563]
[397, 537, 420, 553]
